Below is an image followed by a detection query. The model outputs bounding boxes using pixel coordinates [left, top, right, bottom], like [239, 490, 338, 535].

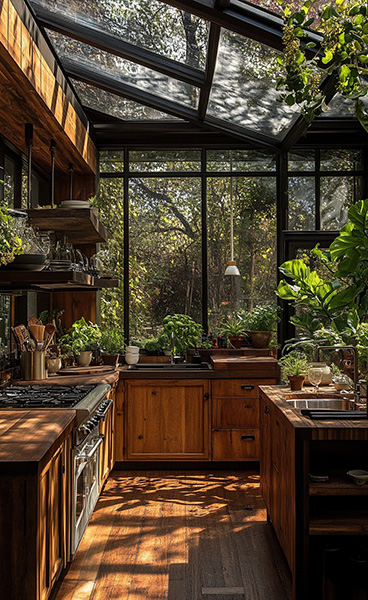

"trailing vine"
[276, 0, 368, 130]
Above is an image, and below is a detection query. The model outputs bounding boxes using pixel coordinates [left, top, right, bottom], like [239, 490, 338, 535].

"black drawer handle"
[244, 404, 253, 409]
[265, 405, 270, 414]
[241, 385, 254, 390]
[241, 434, 256, 441]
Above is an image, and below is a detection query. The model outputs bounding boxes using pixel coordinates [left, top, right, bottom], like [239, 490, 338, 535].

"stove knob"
[79, 425, 89, 437]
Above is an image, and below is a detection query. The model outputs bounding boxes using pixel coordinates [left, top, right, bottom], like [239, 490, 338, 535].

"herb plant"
[60, 317, 101, 356]
[163, 314, 203, 356]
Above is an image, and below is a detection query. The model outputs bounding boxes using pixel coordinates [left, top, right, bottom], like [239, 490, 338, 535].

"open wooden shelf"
[309, 476, 368, 496]
[0, 270, 120, 291]
[27, 208, 108, 244]
[310, 511, 368, 535]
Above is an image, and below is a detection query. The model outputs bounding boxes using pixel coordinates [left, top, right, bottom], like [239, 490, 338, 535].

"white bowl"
[125, 353, 139, 365]
[126, 346, 139, 354]
[347, 470, 368, 485]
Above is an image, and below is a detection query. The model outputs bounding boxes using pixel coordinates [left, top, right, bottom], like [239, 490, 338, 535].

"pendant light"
[224, 151, 240, 276]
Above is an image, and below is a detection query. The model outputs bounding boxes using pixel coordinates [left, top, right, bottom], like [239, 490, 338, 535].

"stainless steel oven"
[72, 423, 104, 556]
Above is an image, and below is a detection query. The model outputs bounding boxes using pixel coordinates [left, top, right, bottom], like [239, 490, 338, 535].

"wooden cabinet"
[125, 379, 210, 460]
[211, 378, 277, 461]
[39, 435, 72, 600]
[0, 427, 72, 600]
[99, 386, 116, 490]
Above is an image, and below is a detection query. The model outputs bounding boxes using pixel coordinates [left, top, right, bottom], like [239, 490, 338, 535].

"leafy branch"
[276, 0, 368, 129]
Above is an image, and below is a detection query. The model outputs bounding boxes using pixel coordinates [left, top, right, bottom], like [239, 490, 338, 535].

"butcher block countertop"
[14, 368, 120, 387]
[0, 410, 75, 474]
[259, 385, 368, 440]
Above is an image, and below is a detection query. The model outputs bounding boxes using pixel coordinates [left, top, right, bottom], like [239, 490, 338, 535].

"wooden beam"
[0, 0, 97, 175]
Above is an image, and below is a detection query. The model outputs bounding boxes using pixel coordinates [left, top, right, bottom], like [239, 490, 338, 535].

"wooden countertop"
[0, 410, 75, 474]
[259, 385, 368, 440]
[13, 369, 120, 387]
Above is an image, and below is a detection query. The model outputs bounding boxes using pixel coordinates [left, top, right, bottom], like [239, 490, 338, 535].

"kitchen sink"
[130, 362, 212, 370]
[285, 398, 351, 410]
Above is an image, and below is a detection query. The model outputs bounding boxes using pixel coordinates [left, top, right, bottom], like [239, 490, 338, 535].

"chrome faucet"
[170, 331, 175, 365]
[317, 345, 359, 407]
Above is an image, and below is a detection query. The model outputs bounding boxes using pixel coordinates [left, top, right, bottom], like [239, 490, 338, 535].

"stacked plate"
[49, 260, 72, 271]
[60, 200, 90, 209]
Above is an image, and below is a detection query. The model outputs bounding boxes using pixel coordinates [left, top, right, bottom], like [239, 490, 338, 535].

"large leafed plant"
[276, 199, 368, 358]
[276, 0, 368, 129]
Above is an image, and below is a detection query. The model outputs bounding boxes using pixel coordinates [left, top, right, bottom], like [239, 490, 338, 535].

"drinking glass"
[308, 366, 323, 395]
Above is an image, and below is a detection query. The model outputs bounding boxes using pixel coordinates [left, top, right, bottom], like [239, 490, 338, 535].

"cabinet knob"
[152, 391, 157, 395]
[241, 385, 254, 391]
[264, 405, 270, 414]
[241, 434, 256, 441]
[138, 435, 143, 439]
[204, 392, 209, 400]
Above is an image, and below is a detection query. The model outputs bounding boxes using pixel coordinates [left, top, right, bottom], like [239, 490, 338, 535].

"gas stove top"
[0, 383, 111, 427]
[0, 384, 97, 409]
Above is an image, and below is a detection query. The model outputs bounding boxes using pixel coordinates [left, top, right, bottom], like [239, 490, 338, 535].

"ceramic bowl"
[347, 470, 368, 485]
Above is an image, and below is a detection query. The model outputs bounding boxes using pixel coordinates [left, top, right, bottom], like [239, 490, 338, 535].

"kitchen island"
[0, 410, 75, 600]
[259, 385, 368, 600]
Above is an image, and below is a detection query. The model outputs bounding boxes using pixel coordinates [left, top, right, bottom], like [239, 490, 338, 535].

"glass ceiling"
[28, 0, 365, 149]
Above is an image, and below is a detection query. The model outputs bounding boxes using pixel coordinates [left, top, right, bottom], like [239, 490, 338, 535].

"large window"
[287, 149, 364, 231]
[98, 148, 277, 342]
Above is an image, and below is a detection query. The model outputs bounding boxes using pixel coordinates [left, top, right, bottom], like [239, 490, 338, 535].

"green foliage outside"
[0, 205, 23, 265]
[276, 0, 368, 129]
[163, 314, 203, 356]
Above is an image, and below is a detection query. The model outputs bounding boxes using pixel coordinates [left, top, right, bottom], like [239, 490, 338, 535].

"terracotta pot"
[102, 353, 120, 366]
[288, 374, 305, 391]
[228, 335, 244, 349]
[77, 351, 92, 367]
[247, 330, 272, 348]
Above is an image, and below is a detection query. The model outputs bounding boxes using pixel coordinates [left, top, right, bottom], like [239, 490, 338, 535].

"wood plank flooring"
[53, 471, 291, 600]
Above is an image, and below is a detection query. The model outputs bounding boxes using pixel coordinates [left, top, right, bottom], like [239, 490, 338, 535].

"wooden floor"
[53, 470, 291, 600]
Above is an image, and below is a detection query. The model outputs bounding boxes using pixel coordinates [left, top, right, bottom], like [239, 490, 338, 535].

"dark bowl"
[12, 253, 47, 265]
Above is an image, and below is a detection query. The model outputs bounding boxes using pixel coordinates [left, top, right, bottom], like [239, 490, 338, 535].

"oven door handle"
[79, 434, 105, 460]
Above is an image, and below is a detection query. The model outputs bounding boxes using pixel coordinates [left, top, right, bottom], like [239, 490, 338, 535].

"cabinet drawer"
[212, 379, 277, 399]
[212, 429, 259, 461]
[212, 397, 259, 429]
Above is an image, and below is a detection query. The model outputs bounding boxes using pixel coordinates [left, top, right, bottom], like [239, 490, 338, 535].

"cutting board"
[57, 365, 115, 375]
[210, 356, 279, 373]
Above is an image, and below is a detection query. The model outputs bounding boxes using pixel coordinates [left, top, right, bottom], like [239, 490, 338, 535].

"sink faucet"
[317, 345, 359, 407]
[170, 331, 175, 365]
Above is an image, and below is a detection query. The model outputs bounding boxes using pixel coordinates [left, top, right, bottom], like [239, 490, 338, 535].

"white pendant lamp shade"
[224, 260, 240, 276]
[224, 151, 240, 276]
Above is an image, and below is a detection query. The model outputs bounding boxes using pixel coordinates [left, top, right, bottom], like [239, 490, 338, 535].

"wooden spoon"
[43, 324, 56, 351]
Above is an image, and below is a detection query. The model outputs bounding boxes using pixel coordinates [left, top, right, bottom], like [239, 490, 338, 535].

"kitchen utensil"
[28, 324, 45, 344]
[11, 326, 26, 352]
[28, 316, 41, 326]
[43, 323, 56, 351]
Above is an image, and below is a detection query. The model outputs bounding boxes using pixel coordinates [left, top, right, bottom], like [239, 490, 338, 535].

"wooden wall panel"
[0, 0, 97, 176]
[50, 291, 97, 331]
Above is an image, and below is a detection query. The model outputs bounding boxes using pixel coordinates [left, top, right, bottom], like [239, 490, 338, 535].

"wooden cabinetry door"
[126, 379, 210, 460]
[39, 445, 65, 600]
[212, 429, 259, 460]
[99, 399, 114, 490]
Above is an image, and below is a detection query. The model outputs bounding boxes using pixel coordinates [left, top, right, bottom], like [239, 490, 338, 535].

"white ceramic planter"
[77, 351, 93, 367]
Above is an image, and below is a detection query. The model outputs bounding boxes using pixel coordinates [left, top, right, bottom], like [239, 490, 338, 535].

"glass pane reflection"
[47, 31, 199, 109]
[31, 0, 208, 69]
[208, 30, 299, 139]
[71, 80, 182, 121]
[288, 177, 315, 230]
[320, 176, 361, 230]
[207, 149, 276, 172]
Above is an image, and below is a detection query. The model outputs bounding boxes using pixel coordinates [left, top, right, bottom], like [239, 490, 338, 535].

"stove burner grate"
[0, 384, 97, 409]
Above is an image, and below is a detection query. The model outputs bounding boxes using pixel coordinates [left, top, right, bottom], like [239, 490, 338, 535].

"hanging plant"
[276, 0, 368, 129]
[0, 205, 24, 266]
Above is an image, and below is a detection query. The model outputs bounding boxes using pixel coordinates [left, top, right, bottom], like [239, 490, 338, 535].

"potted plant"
[0, 205, 24, 266]
[163, 314, 203, 359]
[60, 317, 101, 367]
[100, 328, 125, 365]
[218, 316, 248, 349]
[241, 304, 281, 348]
[278, 351, 309, 391]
